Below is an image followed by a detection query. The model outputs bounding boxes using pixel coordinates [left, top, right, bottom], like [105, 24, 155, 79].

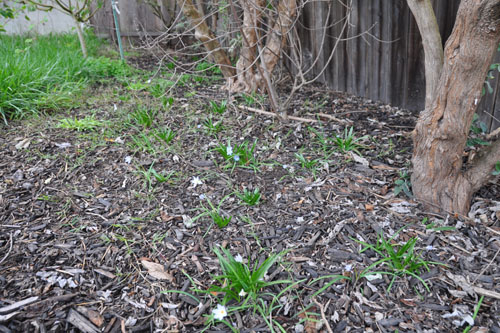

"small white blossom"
[226, 145, 233, 156]
[234, 254, 243, 263]
[191, 176, 203, 188]
[425, 245, 435, 251]
[124, 156, 132, 164]
[239, 289, 247, 297]
[199, 194, 206, 200]
[344, 264, 353, 272]
[233, 155, 240, 162]
[212, 304, 227, 321]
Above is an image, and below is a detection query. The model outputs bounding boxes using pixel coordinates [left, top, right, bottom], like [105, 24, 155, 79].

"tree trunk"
[406, 0, 443, 109]
[233, 0, 265, 92]
[177, 0, 236, 79]
[411, 0, 500, 215]
[260, 0, 297, 76]
[74, 18, 88, 58]
[230, 0, 297, 93]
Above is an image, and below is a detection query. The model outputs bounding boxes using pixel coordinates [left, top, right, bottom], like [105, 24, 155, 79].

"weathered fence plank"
[90, 0, 500, 131]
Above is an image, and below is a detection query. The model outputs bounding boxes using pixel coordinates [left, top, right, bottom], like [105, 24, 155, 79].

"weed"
[161, 96, 174, 108]
[153, 127, 176, 144]
[354, 227, 446, 292]
[308, 126, 330, 155]
[467, 114, 490, 147]
[195, 61, 222, 74]
[393, 171, 413, 198]
[136, 163, 176, 190]
[0, 32, 104, 121]
[130, 133, 157, 155]
[130, 106, 157, 128]
[421, 217, 457, 232]
[203, 117, 224, 134]
[492, 161, 500, 176]
[295, 152, 320, 176]
[211, 212, 232, 228]
[463, 295, 484, 333]
[308, 274, 350, 297]
[236, 187, 261, 206]
[215, 140, 259, 171]
[208, 100, 228, 114]
[332, 127, 368, 155]
[56, 116, 104, 131]
[210, 246, 290, 303]
[195, 195, 233, 228]
[148, 80, 176, 98]
[242, 92, 265, 106]
[81, 56, 132, 80]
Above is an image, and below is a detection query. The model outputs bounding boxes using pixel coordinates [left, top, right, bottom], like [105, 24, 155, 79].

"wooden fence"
[90, 0, 500, 131]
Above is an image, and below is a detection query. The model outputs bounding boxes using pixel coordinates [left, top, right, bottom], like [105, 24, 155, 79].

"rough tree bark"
[406, 0, 443, 109]
[177, 0, 236, 79]
[177, 0, 296, 93]
[233, 0, 266, 92]
[411, 0, 500, 215]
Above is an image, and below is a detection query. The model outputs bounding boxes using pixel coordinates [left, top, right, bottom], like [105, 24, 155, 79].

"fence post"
[111, 0, 125, 61]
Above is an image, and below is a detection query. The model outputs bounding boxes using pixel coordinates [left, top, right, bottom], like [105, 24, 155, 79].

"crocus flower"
[191, 176, 203, 188]
[212, 304, 227, 321]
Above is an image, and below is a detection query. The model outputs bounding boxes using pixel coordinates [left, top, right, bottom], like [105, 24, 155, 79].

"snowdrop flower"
[191, 176, 203, 188]
[233, 155, 240, 162]
[234, 254, 243, 263]
[113, 104, 117, 111]
[212, 304, 227, 321]
[239, 289, 247, 297]
[226, 145, 233, 156]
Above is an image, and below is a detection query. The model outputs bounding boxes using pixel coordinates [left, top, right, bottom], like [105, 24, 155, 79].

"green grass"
[0, 31, 129, 122]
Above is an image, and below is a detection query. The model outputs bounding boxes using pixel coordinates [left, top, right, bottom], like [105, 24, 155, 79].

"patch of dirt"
[0, 57, 499, 332]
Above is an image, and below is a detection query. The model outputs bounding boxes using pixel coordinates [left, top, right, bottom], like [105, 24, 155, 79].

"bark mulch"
[0, 60, 499, 332]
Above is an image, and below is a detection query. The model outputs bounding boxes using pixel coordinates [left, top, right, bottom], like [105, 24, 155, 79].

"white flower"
[234, 254, 243, 263]
[212, 304, 227, 321]
[238, 289, 247, 297]
[233, 155, 240, 162]
[191, 176, 203, 188]
[426, 245, 434, 251]
[124, 156, 132, 164]
[226, 145, 233, 156]
[344, 264, 353, 272]
[199, 194, 206, 200]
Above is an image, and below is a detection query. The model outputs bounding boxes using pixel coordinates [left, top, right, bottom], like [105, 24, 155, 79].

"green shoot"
[236, 187, 261, 206]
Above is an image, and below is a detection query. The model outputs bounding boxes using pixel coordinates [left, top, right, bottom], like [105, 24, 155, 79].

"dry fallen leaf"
[141, 260, 174, 282]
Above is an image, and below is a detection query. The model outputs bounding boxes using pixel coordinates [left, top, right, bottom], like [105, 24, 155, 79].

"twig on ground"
[238, 105, 318, 123]
[472, 247, 500, 284]
[312, 298, 333, 333]
[0, 232, 13, 265]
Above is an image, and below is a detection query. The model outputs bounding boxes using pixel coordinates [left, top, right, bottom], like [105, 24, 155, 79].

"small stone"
[175, 229, 184, 241]
[22, 182, 33, 190]
[13, 169, 24, 182]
